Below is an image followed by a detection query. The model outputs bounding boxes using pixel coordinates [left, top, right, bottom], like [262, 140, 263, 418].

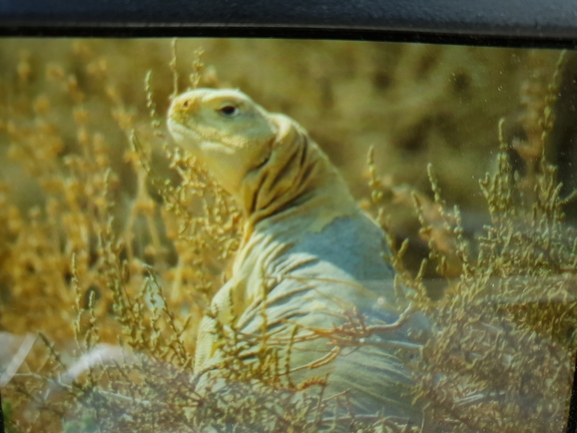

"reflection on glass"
[0, 39, 575, 433]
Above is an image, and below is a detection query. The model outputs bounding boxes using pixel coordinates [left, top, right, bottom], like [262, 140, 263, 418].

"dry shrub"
[374, 51, 577, 433]
[0, 41, 243, 432]
[0, 40, 575, 433]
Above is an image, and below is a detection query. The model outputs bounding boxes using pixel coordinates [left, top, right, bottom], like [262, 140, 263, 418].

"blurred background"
[0, 38, 575, 433]
[0, 41, 567, 223]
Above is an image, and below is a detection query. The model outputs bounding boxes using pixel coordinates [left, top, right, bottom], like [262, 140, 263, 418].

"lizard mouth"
[167, 118, 202, 147]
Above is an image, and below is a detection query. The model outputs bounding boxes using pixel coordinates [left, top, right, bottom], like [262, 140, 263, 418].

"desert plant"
[0, 40, 574, 433]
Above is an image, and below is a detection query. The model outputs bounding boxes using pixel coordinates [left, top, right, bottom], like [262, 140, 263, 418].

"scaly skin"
[168, 88, 424, 426]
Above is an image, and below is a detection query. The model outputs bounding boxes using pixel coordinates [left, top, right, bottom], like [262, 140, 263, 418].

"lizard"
[167, 88, 426, 427]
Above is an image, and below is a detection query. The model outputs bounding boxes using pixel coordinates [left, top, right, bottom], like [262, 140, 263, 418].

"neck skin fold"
[237, 117, 358, 245]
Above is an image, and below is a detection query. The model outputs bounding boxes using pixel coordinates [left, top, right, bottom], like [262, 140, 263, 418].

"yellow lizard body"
[168, 88, 425, 427]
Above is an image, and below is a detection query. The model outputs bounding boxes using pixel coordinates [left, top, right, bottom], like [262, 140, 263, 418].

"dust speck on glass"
[0, 38, 575, 433]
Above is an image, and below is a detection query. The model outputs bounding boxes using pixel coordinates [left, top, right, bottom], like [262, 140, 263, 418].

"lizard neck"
[238, 123, 358, 243]
[229, 125, 366, 313]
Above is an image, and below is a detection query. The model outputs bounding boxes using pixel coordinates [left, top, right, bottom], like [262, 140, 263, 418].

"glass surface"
[0, 39, 575, 433]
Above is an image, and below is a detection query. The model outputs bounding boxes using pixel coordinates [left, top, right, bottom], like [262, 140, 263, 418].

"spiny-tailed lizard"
[168, 88, 425, 426]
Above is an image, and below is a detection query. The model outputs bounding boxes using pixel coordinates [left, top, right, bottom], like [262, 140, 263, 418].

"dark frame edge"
[0, 24, 576, 50]
[566, 353, 577, 433]
[0, 389, 4, 433]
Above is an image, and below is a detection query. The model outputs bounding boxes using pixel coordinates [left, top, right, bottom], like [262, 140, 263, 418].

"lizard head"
[167, 88, 279, 196]
[168, 88, 351, 228]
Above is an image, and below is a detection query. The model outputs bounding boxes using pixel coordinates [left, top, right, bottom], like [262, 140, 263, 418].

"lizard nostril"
[182, 100, 190, 108]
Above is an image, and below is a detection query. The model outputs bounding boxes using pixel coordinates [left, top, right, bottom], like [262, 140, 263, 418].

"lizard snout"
[168, 92, 201, 123]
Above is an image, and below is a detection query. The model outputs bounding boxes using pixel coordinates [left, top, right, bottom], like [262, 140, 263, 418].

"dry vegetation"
[0, 39, 575, 433]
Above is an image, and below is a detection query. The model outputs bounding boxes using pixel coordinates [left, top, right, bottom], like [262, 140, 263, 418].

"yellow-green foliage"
[0, 42, 243, 432]
[0, 40, 575, 433]
[405, 53, 576, 432]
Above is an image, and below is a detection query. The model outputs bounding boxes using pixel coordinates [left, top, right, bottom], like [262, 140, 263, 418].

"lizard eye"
[217, 104, 239, 117]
